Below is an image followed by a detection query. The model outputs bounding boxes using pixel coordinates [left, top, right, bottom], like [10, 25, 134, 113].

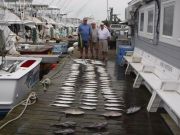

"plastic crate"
[52, 42, 68, 54]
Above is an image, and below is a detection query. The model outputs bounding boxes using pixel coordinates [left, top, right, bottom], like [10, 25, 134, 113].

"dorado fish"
[126, 106, 141, 114]
[80, 106, 96, 110]
[101, 111, 122, 117]
[51, 104, 70, 107]
[63, 109, 85, 115]
[54, 129, 75, 135]
[84, 122, 107, 130]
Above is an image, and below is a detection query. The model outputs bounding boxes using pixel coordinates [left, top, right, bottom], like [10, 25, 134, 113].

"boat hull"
[0, 57, 41, 117]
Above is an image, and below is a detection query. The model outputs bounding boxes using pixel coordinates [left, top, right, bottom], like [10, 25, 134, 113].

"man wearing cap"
[98, 23, 111, 61]
[90, 22, 99, 59]
[78, 17, 92, 59]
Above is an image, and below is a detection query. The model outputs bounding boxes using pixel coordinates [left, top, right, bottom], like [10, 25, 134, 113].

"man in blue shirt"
[78, 17, 92, 59]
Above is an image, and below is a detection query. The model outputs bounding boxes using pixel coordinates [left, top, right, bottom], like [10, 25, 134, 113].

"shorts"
[80, 40, 89, 48]
[99, 39, 108, 52]
[90, 42, 99, 50]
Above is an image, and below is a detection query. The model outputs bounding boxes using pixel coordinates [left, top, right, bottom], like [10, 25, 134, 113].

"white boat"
[0, 56, 41, 117]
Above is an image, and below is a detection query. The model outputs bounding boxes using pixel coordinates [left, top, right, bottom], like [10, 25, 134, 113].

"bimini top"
[0, 8, 22, 25]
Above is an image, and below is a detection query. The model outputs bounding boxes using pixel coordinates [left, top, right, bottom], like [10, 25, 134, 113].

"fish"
[82, 102, 97, 106]
[66, 78, 77, 81]
[63, 109, 85, 115]
[83, 88, 97, 90]
[54, 101, 73, 104]
[80, 106, 96, 110]
[57, 95, 74, 98]
[51, 104, 70, 107]
[63, 83, 75, 87]
[54, 129, 75, 135]
[52, 121, 76, 128]
[82, 99, 98, 102]
[106, 100, 124, 103]
[60, 92, 75, 95]
[84, 122, 108, 130]
[84, 85, 97, 88]
[92, 133, 109, 135]
[105, 107, 124, 111]
[82, 91, 96, 94]
[83, 96, 98, 99]
[126, 106, 141, 114]
[104, 97, 120, 100]
[101, 111, 122, 117]
[104, 103, 125, 107]
[103, 95, 117, 98]
[61, 87, 74, 90]
[57, 98, 75, 101]
[83, 94, 97, 97]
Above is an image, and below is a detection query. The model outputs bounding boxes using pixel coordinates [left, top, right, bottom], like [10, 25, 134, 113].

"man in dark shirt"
[78, 17, 92, 59]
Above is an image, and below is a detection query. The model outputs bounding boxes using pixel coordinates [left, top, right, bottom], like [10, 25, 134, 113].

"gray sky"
[33, 0, 130, 21]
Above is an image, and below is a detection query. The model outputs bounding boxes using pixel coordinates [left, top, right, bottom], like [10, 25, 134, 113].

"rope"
[0, 92, 37, 130]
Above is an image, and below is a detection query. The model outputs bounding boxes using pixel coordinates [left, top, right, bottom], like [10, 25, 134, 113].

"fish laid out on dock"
[51, 104, 70, 108]
[82, 102, 97, 106]
[54, 101, 73, 104]
[101, 111, 122, 117]
[105, 107, 124, 111]
[63, 109, 85, 115]
[80, 106, 96, 110]
[52, 121, 77, 128]
[126, 106, 141, 115]
[82, 99, 98, 102]
[54, 129, 75, 135]
[84, 122, 108, 130]
[56, 98, 75, 101]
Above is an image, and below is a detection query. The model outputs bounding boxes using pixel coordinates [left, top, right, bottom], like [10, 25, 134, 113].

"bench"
[124, 47, 180, 127]
[133, 58, 180, 127]
[124, 48, 156, 75]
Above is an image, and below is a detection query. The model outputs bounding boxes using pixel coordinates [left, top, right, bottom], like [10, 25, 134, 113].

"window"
[162, 5, 174, 36]
[140, 13, 144, 31]
[147, 10, 154, 33]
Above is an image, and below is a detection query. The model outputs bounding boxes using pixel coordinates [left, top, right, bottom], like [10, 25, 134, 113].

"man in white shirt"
[98, 23, 111, 61]
[90, 22, 99, 59]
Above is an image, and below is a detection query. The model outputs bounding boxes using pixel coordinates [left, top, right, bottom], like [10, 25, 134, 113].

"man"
[78, 17, 92, 59]
[90, 22, 99, 59]
[98, 23, 111, 61]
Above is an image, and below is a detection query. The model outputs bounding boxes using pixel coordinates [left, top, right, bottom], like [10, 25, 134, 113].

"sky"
[33, 0, 131, 21]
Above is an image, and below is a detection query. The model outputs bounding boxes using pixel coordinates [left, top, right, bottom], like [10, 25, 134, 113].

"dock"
[0, 50, 175, 135]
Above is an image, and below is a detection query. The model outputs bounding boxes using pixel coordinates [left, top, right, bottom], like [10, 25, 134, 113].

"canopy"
[0, 9, 22, 25]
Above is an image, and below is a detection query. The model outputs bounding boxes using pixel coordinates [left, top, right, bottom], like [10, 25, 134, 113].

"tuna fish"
[57, 98, 75, 101]
[82, 102, 97, 106]
[54, 101, 73, 104]
[104, 103, 125, 107]
[82, 99, 98, 102]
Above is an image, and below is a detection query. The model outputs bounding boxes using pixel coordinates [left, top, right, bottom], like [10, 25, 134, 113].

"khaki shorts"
[90, 42, 99, 50]
[99, 39, 108, 52]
